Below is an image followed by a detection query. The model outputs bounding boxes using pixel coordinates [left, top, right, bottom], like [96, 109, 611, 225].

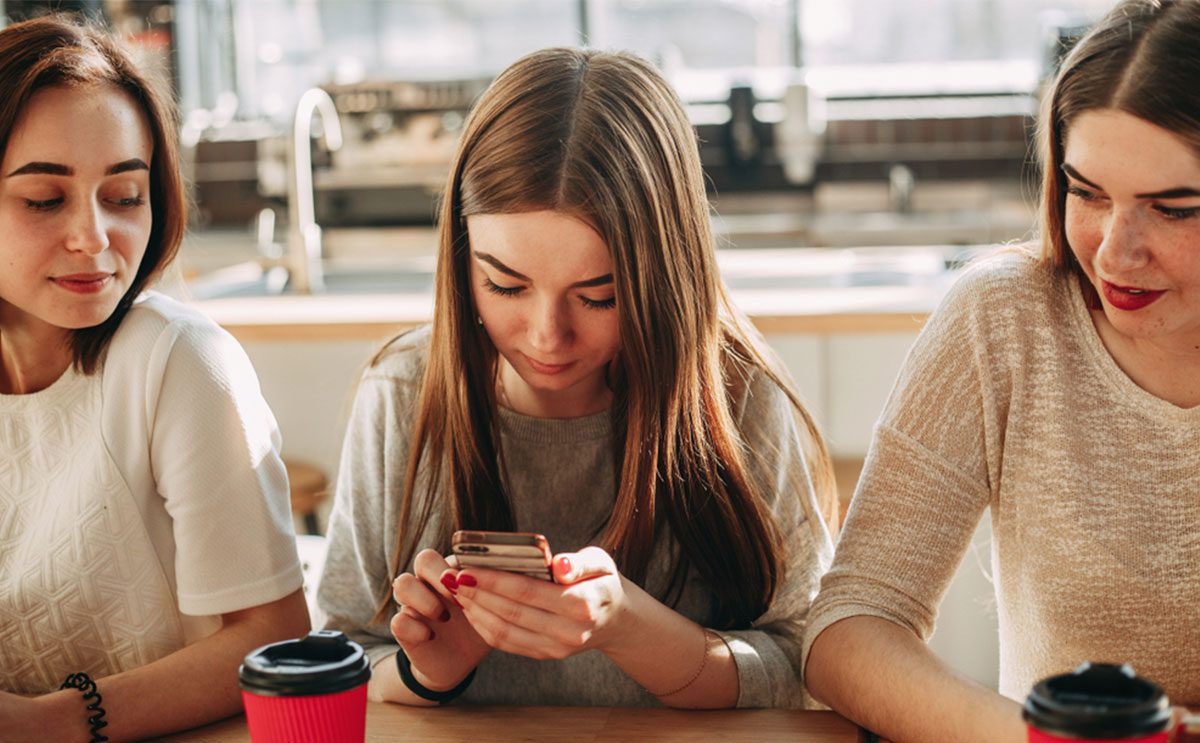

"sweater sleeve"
[801, 260, 1010, 675]
[317, 358, 422, 669]
[715, 368, 835, 709]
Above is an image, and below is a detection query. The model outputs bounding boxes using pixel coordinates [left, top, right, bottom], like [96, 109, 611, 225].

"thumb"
[553, 546, 616, 585]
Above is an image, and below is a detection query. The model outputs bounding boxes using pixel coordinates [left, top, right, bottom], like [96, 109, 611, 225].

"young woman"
[803, 1, 1200, 739]
[0, 16, 310, 740]
[318, 47, 837, 710]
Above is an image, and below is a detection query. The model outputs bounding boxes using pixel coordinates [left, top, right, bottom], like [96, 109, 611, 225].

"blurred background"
[4, 0, 1116, 694]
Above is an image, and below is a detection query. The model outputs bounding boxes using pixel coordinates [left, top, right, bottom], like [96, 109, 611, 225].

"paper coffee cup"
[1023, 662, 1172, 742]
[239, 630, 371, 743]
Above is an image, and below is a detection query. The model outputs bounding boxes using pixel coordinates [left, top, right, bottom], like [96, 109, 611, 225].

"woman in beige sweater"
[803, 1, 1200, 740]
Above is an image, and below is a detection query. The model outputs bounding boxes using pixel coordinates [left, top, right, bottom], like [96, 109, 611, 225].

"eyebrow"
[1062, 163, 1200, 199]
[6, 158, 150, 177]
[474, 251, 613, 289]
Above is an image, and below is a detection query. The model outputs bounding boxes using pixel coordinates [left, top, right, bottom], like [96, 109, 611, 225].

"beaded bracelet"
[60, 672, 109, 742]
[395, 649, 476, 704]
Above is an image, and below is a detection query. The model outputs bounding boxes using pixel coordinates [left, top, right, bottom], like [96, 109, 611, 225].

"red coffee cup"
[239, 630, 371, 743]
[1023, 662, 1172, 742]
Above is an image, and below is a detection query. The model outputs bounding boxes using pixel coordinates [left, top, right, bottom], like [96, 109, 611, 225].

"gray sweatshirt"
[318, 325, 833, 708]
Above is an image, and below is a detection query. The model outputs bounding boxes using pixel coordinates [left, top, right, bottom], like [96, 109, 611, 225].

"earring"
[476, 316, 483, 325]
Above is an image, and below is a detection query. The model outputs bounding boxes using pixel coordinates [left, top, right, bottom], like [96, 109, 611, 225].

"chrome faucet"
[888, 163, 915, 215]
[286, 87, 343, 294]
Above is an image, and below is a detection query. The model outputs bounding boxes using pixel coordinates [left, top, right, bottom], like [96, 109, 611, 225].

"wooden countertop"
[161, 703, 865, 742]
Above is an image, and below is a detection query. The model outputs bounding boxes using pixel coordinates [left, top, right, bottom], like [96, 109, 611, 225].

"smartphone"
[450, 530, 553, 581]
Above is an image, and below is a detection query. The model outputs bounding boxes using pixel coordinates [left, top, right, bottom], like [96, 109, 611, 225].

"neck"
[497, 359, 612, 419]
[1091, 310, 1200, 409]
[0, 316, 74, 395]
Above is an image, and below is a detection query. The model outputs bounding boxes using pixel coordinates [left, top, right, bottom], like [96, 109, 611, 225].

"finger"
[456, 566, 560, 613]
[457, 578, 591, 649]
[390, 606, 437, 645]
[552, 546, 616, 585]
[392, 572, 451, 623]
[458, 592, 571, 661]
[412, 548, 464, 605]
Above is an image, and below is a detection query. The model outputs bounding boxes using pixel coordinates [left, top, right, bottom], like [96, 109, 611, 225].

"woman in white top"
[0, 15, 309, 741]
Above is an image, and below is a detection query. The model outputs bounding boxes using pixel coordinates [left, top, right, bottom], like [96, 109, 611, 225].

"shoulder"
[360, 324, 432, 387]
[940, 247, 1064, 322]
[108, 292, 240, 367]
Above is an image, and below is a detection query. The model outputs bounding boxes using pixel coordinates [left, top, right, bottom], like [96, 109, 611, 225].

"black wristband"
[394, 649, 475, 704]
[59, 673, 109, 742]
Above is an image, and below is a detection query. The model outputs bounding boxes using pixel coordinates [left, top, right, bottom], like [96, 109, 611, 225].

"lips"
[1100, 280, 1165, 311]
[523, 354, 575, 375]
[51, 272, 113, 294]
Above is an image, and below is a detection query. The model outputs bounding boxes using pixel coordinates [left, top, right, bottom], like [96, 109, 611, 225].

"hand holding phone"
[450, 530, 554, 581]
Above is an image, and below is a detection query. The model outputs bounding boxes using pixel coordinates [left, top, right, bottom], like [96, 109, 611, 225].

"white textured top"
[804, 252, 1200, 705]
[0, 292, 303, 694]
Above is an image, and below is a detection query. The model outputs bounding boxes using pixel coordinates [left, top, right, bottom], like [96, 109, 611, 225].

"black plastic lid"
[1023, 662, 1171, 739]
[239, 630, 371, 697]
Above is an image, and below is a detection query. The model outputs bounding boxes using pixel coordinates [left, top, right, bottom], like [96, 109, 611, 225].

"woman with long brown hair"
[804, 0, 1200, 739]
[0, 15, 310, 740]
[319, 47, 836, 708]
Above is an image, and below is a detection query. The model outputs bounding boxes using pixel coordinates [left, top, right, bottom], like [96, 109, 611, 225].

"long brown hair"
[1036, 0, 1200, 273]
[0, 14, 187, 373]
[381, 48, 835, 630]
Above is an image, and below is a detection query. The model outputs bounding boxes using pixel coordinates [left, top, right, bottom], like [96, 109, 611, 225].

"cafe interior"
[2, 0, 1128, 738]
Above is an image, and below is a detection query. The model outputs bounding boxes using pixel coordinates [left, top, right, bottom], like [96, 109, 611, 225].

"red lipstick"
[1100, 280, 1165, 311]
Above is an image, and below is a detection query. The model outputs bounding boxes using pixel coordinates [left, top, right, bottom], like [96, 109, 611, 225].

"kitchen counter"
[187, 247, 966, 342]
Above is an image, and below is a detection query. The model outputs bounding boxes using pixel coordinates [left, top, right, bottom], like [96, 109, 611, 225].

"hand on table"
[451, 546, 638, 661]
[390, 548, 490, 690]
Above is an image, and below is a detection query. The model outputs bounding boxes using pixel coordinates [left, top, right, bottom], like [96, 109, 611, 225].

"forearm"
[806, 615, 1024, 743]
[603, 579, 739, 709]
[33, 589, 311, 742]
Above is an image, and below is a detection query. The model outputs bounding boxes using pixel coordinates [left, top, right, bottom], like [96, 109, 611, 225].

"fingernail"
[457, 574, 477, 588]
[440, 609, 451, 623]
[555, 556, 572, 576]
[440, 574, 458, 592]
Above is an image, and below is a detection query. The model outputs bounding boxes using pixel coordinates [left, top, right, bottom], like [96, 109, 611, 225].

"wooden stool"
[285, 460, 328, 535]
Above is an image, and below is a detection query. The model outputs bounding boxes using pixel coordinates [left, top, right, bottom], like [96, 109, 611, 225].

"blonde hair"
[381, 48, 835, 629]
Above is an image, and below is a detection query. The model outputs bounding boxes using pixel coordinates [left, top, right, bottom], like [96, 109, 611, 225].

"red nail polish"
[556, 556, 572, 575]
[440, 574, 458, 592]
[458, 574, 477, 588]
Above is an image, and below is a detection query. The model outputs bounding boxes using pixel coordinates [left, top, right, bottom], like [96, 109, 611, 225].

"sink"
[187, 246, 966, 302]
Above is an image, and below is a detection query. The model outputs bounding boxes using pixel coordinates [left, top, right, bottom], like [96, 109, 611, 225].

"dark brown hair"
[0, 14, 187, 373]
[1037, 0, 1200, 272]
[378, 48, 836, 630]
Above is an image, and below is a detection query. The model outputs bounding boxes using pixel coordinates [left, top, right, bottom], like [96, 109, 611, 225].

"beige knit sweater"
[803, 251, 1199, 706]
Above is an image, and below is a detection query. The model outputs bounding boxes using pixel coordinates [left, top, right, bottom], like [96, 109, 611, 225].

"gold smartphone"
[450, 530, 553, 581]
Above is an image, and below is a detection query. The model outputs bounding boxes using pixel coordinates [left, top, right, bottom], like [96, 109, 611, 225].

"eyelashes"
[481, 278, 616, 310]
[1066, 185, 1200, 220]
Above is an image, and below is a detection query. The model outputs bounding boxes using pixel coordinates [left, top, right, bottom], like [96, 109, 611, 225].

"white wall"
[241, 329, 1000, 690]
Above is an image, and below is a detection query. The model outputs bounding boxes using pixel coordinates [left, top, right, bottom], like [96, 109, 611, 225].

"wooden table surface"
[159, 704, 867, 742]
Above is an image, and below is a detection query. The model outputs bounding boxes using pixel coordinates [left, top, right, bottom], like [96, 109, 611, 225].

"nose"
[64, 201, 110, 256]
[527, 296, 572, 353]
[1093, 206, 1151, 276]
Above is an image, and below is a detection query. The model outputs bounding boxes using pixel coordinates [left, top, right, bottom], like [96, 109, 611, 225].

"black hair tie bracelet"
[60, 672, 110, 742]
[395, 649, 475, 704]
